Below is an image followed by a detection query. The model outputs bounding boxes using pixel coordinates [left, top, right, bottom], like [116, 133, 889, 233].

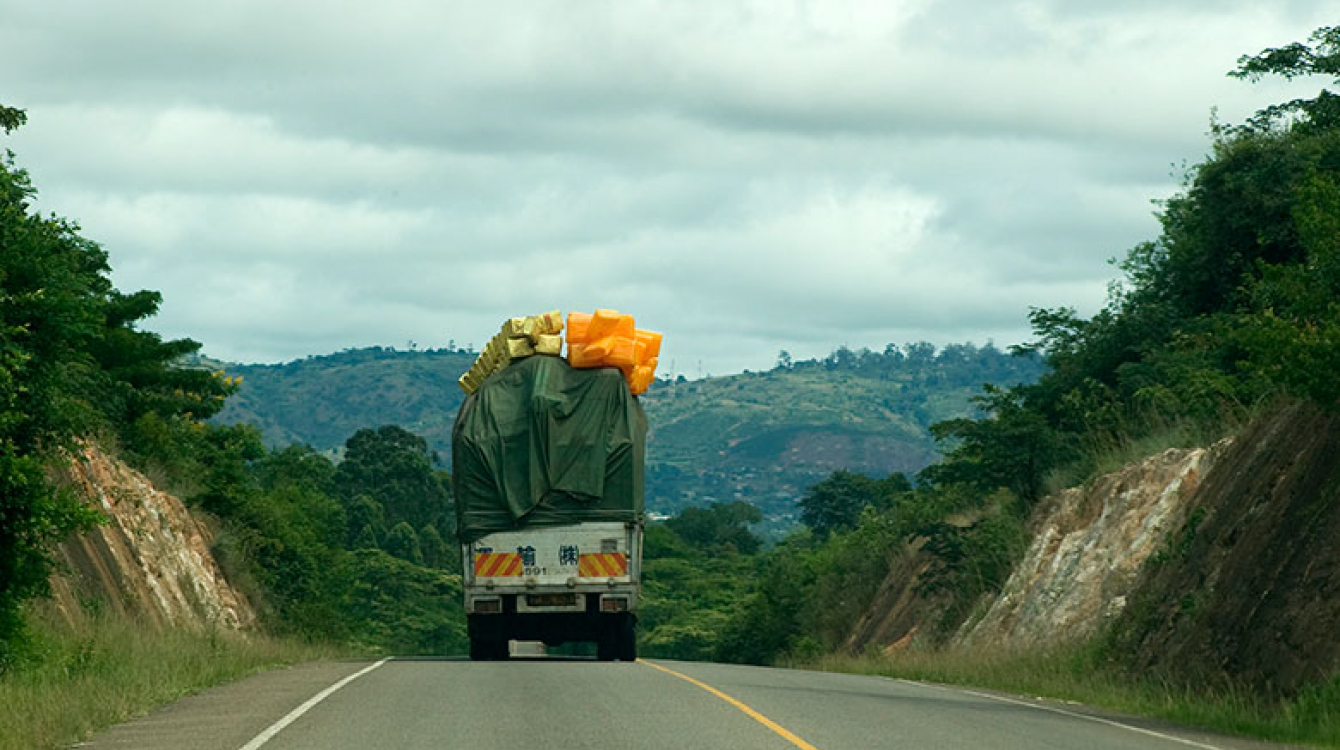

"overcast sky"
[1, 2, 1332, 377]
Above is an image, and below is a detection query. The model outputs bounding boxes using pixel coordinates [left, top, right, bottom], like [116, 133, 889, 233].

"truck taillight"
[474, 598, 502, 614]
[600, 596, 629, 612]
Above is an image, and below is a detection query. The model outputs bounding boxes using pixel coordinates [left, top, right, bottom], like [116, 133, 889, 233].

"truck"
[452, 354, 646, 661]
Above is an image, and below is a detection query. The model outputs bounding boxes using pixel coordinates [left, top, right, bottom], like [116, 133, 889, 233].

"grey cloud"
[1, 0, 1333, 375]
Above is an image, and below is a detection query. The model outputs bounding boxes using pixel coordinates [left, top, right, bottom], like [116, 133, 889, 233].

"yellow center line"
[639, 659, 823, 750]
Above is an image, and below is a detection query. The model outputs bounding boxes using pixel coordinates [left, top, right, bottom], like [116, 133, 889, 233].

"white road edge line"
[897, 679, 1226, 750]
[238, 658, 390, 750]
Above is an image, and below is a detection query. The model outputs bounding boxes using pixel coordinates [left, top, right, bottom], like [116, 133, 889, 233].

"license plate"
[526, 593, 577, 607]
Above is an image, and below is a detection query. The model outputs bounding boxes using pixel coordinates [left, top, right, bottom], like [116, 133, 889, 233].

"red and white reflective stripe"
[578, 552, 627, 577]
[474, 552, 523, 577]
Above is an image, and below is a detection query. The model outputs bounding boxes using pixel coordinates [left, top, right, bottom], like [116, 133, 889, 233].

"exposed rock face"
[46, 443, 256, 631]
[957, 441, 1229, 649]
[1106, 402, 1340, 695]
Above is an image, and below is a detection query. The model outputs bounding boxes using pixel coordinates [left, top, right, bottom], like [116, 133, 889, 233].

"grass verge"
[0, 609, 344, 750]
[793, 646, 1339, 748]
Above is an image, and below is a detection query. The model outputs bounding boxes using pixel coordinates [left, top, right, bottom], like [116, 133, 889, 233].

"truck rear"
[453, 355, 646, 661]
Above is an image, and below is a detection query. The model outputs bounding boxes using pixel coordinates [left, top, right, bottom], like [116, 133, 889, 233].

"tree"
[923, 385, 1061, 506]
[418, 523, 450, 569]
[345, 495, 387, 550]
[665, 501, 762, 555]
[1231, 26, 1340, 132]
[799, 470, 880, 538]
[385, 522, 424, 565]
[333, 425, 452, 533]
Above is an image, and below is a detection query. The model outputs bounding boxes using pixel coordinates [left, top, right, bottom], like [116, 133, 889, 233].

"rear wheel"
[469, 635, 509, 661]
[596, 631, 616, 661]
[617, 615, 637, 662]
[597, 614, 636, 662]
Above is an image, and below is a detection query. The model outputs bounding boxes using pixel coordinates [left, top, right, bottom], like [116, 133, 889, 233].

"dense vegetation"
[0, 106, 465, 664]
[0, 105, 231, 665]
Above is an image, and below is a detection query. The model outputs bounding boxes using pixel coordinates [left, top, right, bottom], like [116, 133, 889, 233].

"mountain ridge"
[209, 343, 1048, 521]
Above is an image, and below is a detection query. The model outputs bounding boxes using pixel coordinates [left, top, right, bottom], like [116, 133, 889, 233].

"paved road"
[77, 657, 1301, 750]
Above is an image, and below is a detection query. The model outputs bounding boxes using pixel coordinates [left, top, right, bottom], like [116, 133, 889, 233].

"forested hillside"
[213, 343, 1046, 522]
[207, 347, 476, 457]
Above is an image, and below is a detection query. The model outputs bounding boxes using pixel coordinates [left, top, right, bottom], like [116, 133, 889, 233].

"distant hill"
[211, 344, 1046, 522]
[210, 347, 476, 461]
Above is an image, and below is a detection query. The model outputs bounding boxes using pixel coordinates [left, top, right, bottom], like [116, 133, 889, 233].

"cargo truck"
[453, 355, 646, 661]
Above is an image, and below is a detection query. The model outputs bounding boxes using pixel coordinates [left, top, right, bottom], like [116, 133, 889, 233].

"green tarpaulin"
[452, 355, 646, 544]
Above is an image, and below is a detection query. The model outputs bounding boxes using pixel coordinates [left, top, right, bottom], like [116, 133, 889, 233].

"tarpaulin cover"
[453, 354, 646, 543]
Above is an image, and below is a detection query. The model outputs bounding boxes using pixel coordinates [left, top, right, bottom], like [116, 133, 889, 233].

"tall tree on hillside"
[665, 501, 763, 555]
[799, 470, 911, 538]
[333, 425, 452, 535]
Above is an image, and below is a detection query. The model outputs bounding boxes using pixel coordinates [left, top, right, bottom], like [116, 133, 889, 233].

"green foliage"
[178, 421, 467, 653]
[1, 108, 226, 661]
[798, 470, 883, 538]
[384, 522, 424, 565]
[715, 535, 819, 664]
[333, 425, 452, 536]
[664, 500, 763, 554]
[1231, 26, 1340, 133]
[637, 520, 760, 661]
[925, 385, 1059, 506]
[335, 549, 465, 655]
[418, 523, 450, 569]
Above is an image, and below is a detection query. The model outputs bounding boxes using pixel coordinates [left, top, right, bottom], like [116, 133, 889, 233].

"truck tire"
[469, 635, 489, 661]
[470, 635, 508, 661]
[617, 615, 638, 662]
[597, 614, 636, 662]
[596, 631, 617, 662]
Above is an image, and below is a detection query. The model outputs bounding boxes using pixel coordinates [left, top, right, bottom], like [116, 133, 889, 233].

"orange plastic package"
[586, 309, 633, 340]
[635, 330, 662, 361]
[566, 308, 662, 395]
[604, 337, 637, 368]
[566, 312, 592, 344]
[568, 343, 605, 368]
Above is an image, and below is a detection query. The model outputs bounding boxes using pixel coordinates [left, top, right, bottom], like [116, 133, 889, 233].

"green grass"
[793, 645, 1340, 748]
[1041, 410, 1248, 498]
[0, 609, 344, 750]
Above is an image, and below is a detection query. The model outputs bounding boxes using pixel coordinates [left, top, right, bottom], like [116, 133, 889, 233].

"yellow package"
[499, 317, 524, 338]
[526, 310, 564, 341]
[534, 333, 562, 355]
[507, 337, 535, 359]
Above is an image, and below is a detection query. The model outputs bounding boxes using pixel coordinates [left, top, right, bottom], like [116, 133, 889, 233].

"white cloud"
[0, 0, 1334, 374]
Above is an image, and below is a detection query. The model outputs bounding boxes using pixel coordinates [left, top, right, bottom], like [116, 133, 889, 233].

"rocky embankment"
[46, 443, 255, 631]
[958, 440, 1229, 649]
[854, 401, 1339, 695]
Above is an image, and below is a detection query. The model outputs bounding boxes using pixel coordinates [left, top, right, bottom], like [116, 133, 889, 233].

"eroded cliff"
[46, 443, 255, 631]
[850, 401, 1339, 696]
[958, 440, 1229, 649]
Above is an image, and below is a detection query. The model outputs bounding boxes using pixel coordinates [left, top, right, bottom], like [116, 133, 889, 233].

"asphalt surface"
[75, 657, 1305, 750]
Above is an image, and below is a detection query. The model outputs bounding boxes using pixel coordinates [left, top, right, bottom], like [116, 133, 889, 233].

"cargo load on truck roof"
[452, 354, 647, 544]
